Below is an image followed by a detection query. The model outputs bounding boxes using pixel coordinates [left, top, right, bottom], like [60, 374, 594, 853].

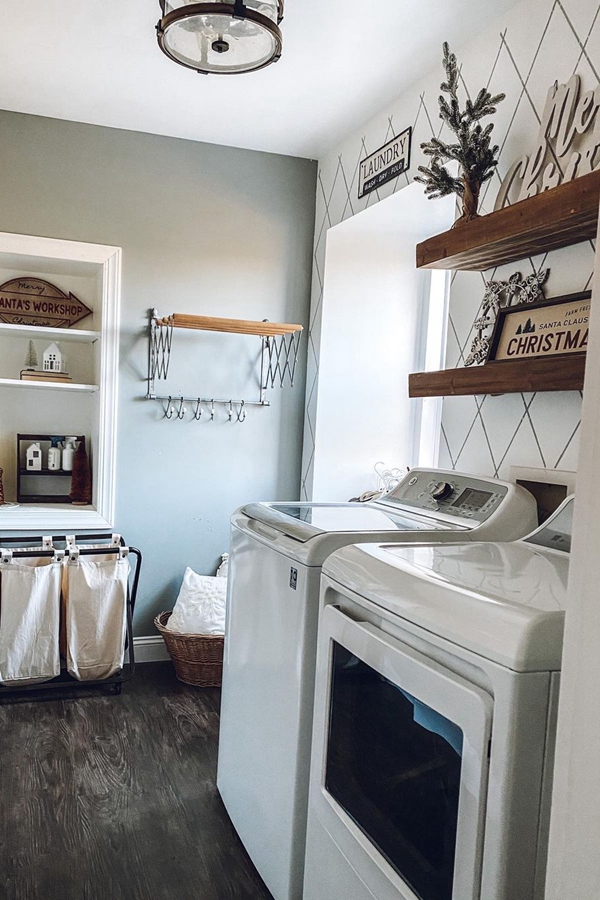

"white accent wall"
[301, 0, 599, 498]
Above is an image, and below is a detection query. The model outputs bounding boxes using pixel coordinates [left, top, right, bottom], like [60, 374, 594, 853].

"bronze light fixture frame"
[156, 0, 284, 74]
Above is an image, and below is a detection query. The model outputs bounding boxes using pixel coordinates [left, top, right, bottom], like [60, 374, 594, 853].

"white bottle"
[62, 437, 77, 472]
[48, 437, 62, 471]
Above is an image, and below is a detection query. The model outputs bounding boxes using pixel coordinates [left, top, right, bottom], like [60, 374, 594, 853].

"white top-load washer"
[217, 468, 538, 900]
[303, 497, 573, 900]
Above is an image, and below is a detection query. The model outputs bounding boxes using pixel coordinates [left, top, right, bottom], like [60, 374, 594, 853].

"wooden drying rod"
[154, 313, 303, 338]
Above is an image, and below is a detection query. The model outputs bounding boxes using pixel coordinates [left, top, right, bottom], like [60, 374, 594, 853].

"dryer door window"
[315, 605, 493, 900]
[326, 641, 463, 900]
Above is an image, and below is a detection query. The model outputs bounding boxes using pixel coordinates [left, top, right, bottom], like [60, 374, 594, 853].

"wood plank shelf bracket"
[416, 169, 600, 271]
[147, 309, 304, 415]
[408, 355, 586, 398]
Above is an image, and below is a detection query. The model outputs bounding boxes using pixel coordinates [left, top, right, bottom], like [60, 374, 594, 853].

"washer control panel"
[379, 469, 508, 523]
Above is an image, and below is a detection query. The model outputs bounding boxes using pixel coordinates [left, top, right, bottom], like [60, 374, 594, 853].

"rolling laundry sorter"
[0, 533, 141, 698]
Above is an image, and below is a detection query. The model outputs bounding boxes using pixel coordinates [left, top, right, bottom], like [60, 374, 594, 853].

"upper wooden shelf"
[409, 355, 586, 398]
[155, 313, 303, 337]
[416, 169, 600, 271]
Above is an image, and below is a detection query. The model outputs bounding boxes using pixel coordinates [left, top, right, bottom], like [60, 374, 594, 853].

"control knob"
[430, 481, 453, 501]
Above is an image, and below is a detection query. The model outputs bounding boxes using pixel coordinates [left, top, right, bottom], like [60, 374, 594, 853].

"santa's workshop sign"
[0, 278, 92, 327]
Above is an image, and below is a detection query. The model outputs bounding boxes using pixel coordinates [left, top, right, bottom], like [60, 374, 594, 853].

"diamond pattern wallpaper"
[301, 0, 599, 499]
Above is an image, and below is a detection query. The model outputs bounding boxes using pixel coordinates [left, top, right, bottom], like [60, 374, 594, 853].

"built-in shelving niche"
[0, 233, 121, 530]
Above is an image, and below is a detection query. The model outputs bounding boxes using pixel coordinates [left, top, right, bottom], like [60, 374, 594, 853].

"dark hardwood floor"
[0, 663, 274, 900]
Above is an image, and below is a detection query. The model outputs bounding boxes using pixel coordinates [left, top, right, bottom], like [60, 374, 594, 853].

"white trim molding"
[0, 231, 122, 531]
[545, 216, 600, 898]
[133, 635, 171, 664]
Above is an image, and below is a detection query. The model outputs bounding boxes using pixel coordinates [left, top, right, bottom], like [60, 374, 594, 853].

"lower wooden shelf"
[408, 355, 586, 398]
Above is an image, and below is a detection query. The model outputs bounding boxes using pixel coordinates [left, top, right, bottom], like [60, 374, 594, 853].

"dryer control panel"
[378, 469, 508, 523]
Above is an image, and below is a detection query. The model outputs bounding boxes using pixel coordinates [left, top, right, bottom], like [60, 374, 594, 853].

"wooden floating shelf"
[156, 313, 303, 337]
[416, 169, 600, 271]
[0, 378, 99, 393]
[408, 355, 586, 398]
[0, 323, 100, 343]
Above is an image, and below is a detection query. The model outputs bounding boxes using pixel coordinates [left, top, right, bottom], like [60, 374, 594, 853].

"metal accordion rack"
[147, 310, 303, 422]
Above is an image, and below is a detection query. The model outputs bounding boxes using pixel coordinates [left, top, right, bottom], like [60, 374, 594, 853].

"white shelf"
[0, 378, 99, 392]
[0, 503, 111, 531]
[0, 322, 100, 343]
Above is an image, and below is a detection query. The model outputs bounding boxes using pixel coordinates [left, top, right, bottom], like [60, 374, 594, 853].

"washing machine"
[216, 468, 538, 900]
[303, 496, 573, 900]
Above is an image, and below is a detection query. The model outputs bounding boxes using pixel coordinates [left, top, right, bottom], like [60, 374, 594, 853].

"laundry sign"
[489, 292, 590, 362]
[0, 278, 92, 327]
[358, 128, 412, 198]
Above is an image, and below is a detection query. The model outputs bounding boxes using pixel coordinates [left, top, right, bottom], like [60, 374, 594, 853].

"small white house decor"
[26, 442, 42, 471]
[43, 342, 63, 373]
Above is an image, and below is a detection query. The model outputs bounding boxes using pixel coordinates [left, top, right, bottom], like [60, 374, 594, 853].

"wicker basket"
[154, 610, 224, 687]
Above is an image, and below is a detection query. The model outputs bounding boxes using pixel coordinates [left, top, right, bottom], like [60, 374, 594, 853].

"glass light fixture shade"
[157, 0, 284, 74]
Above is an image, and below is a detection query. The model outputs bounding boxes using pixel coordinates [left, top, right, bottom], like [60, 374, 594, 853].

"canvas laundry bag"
[59, 538, 123, 658]
[64, 550, 130, 681]
[0, 553, 62, 685]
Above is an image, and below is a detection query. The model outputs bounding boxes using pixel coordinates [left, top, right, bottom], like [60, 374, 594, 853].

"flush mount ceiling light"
[156, 0, 284, 75]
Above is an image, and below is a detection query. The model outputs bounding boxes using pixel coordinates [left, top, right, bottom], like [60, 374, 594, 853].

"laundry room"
[0, 1, 599, 899]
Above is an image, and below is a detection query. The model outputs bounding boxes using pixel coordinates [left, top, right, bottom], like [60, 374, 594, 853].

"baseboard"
[133, 635, 170, 663]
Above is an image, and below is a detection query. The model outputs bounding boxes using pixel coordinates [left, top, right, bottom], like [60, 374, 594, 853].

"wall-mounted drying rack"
[147, 310, 303, 421]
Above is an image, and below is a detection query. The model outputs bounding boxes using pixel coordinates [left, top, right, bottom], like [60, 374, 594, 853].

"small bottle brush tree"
[415, 43, 505, 227]
[24, 340, 38, 370]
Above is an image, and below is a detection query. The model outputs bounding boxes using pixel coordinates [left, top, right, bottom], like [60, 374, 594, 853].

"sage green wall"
[0, 110, 316, 635]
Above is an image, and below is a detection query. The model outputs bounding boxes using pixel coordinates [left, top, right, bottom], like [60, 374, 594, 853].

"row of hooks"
[164, 397, 247, 422]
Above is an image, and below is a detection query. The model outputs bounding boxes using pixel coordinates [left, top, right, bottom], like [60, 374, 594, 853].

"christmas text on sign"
[358, 128, 412, 199]
[488, 291, 591, 362]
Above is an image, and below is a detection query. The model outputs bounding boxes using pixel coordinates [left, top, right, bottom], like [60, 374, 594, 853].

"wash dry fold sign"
[0, 278, 92, 327]
[358, 128, 412, 198]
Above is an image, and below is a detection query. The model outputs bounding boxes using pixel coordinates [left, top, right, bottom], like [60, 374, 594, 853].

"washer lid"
[324, 539, 570, 671]
[240, 502, 468, 543]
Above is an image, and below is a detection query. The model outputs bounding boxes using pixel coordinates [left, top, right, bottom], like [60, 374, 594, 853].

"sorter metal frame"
[0, 533, 142, 702]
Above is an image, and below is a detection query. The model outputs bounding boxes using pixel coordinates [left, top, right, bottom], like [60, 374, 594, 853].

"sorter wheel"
[105, 683, 122, 695]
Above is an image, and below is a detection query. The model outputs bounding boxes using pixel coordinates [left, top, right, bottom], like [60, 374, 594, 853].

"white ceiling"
[0, 0, 520, 160]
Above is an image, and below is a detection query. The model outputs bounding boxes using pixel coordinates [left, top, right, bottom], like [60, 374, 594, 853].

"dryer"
[303, 497, 573, 900]
[217, 469, 538, 900]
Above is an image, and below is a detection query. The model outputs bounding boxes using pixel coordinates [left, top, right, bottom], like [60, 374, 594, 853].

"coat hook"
[228, 400, 233, 422]
[237, 400, 246, 422]
[176, 396, 186, 420]
[165, 396, 174, 419]
[193, 398, 203, 420]
[210, 399, 215, 421]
